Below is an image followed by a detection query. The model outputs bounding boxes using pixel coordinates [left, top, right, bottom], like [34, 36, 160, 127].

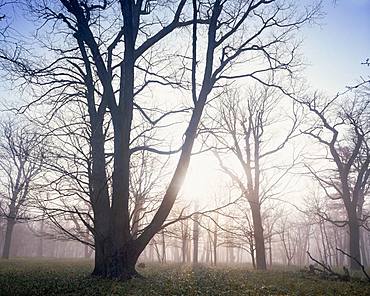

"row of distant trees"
[0, 81, 368, 269]
[0, 0, 368, 280]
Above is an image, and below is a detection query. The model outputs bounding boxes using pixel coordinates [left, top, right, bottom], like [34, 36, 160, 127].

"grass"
[0, 259, 369, 295]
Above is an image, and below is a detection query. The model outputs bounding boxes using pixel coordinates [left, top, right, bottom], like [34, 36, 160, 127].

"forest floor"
[0, 259, 369, 295]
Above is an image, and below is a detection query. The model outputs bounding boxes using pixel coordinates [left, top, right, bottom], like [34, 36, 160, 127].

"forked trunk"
[92, 238, 141, 280]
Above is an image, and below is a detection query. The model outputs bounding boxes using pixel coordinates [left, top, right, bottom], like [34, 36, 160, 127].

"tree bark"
[92, 238, 141, 280]
[2, 217, 15, 259]
[250, 201, 267, 270]
[348, 211, 361, 270]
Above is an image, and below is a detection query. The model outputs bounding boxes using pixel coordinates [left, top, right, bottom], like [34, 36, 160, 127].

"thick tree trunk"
[250, 202, 267, 270]
[348, 212, 361, 270]
[107, 246, 141, 280]
[92, 238, 141, 280]
[2, 218, 15, 259]
[89, 119, 111, 276]
[92, 236, 109, 276]
[91, 207, 111, 276]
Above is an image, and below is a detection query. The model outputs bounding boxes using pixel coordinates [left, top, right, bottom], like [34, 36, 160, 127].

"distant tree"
[210, 87, 300, 270]
[301, 85, 370, 270]
[192, 210, 200, 264]
[0, 120, 44, 259]
[277, 215, 298, 266]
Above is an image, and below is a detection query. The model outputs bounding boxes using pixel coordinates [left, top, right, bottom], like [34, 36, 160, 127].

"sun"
[180, 153, 222, 205]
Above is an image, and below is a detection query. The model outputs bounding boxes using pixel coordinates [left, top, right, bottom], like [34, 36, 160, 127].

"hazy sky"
[1, 1, 369, 204]
[303, 0, 370, 94]
[1, 0, 368, 96]
[184, 0, 370, 203]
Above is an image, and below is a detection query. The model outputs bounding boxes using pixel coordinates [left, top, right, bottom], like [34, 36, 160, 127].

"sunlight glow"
[180, 154, 221, 205]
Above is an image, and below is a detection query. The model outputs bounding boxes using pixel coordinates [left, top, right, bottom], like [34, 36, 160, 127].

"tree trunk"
[92, 233, 142, 280]
[182, 220, 188, 264]
[89, 121, 112, 276]
[250, 202, 267, 270]
[213, 224, 218, 266]
[205, 233, 210, 264]
[84, 244, 90, 258]
[91, 236, 108, 276]
[268, 236, 272, 269]
[2, 217, 15, 259]
[37, 217, 45, 257]
[161, 231, 166, 264]
[193, 212, 199, 264]
[348, 212, 361, 270]
[93, 231, 145, 280]
[319, 220, 328, 265]
[92, 237, 141, 280]
[360, 228, 368, 267]
[250, 244, 256, 269]
[182, 236, 187, 263]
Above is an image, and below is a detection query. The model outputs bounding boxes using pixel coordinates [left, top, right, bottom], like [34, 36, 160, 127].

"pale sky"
[184, 0, 370, 204]
[1, 1, 369, 206]
[2, 1, 368, 99]
[303, 0, 370, 94]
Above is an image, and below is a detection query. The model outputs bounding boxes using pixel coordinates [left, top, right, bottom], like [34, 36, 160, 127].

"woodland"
[0, 0, 369, 295]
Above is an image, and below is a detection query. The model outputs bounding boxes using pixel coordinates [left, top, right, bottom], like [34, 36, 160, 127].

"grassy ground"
[0, 259, 369, 295]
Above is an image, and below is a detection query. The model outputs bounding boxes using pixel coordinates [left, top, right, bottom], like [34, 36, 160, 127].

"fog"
[0, 0, 368, 287]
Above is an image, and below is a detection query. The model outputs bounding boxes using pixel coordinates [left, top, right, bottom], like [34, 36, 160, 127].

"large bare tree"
[301, 85, 370, 270]
[0, 0, 319, 279]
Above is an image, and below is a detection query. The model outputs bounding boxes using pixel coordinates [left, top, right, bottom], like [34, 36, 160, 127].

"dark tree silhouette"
[0, 0, 319, 279]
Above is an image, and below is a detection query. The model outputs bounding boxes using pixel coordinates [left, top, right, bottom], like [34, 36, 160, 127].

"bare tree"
[0, 0, 319, 279]
[277, 215, 298, 266]
[209, 86, 300, 269]
[301, 86, 370, 270]
[0, 119, 44, 258]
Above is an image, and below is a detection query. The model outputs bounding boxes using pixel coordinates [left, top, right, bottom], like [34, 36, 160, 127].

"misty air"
[0, 0, 369, 295]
